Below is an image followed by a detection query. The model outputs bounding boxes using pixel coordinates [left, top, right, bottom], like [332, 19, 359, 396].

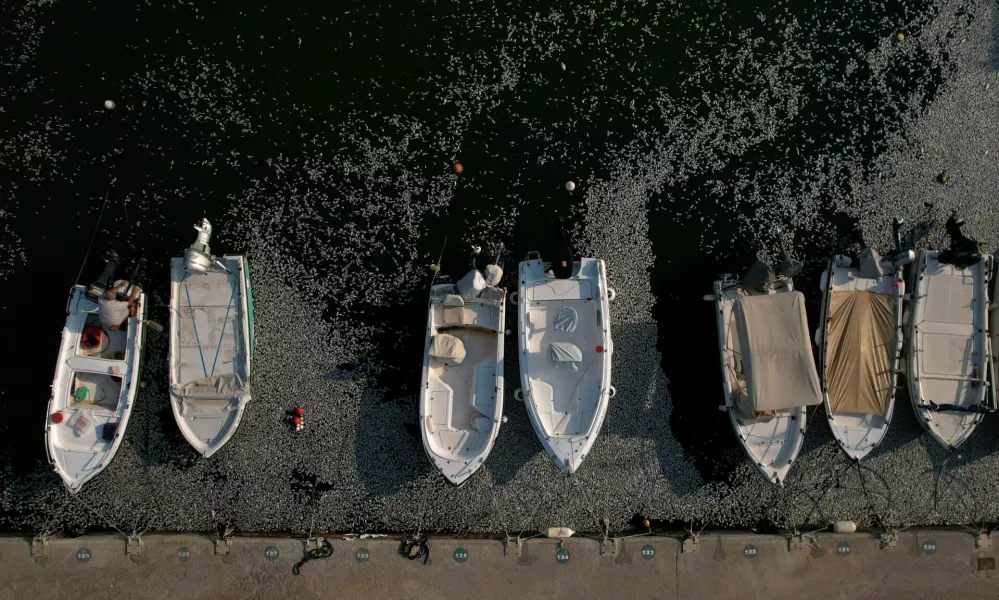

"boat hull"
[906, 250, 992, 450]
[46, 286, 147, 492]
[817, 257, 904, 461]
[420, 282, 506, 485]
[517, 257, 612, 474]
[169, 255, 253, 457]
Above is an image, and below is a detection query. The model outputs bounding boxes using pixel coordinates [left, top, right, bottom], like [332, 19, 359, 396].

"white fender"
[607, 287, 616, 301]
[510, 292, 519, 305]
[607, 386, 616, 399]
[514, 388, 524, 402]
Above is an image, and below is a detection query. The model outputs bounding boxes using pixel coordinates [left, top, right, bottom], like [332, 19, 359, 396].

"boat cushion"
[429, 333, 466, 366]
[549, 341, 582, 371]
[826, 291, 894, 415]
[734, 292, 822, 411]
[553, 307, 578, 332]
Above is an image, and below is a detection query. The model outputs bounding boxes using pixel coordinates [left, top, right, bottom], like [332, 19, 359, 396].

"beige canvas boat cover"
[429, 333, 466, 366]
[734, 292, 822, 411]
[825, 291, 894, 415]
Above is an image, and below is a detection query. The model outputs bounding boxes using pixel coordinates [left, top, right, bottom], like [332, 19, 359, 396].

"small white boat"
[712, 259, 822, 484]
[47, 279, 147, 492]
[817, 245, 910, 461]
[514, 252, 614, 474]
[169, 218, 254, 457]
[991, 257, 999, 407]
[906, 217, 993, 450]
[420, 255, 506, 485]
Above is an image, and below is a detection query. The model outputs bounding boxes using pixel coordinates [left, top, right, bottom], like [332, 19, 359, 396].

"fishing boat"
[420, 248, 506, 485]
[711, 256, 822, 484]
[169, 218, 254, 457]
[906, 213, 993, 450]
[46, 253, 148, 492]
[816, 221, 913, 461]
[513, 251, 614, 474]
[991, 256, 999, 408]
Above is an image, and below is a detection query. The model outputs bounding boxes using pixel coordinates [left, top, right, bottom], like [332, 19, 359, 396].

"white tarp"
[734, 292, 822, 412]
[172, 373, 248, 399]
[549, 341, 582, 371]
[429, 333, 466, 366]
[457, 269, 486, 301]
[553, 307, 578, 332]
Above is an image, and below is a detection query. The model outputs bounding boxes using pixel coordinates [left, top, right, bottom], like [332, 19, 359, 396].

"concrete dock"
[1, 530, 997, 599]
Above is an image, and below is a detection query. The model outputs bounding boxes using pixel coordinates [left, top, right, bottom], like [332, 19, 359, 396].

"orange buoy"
[292, 416, 302, 426]
[294, 406, 304, 417]
[51, 413, 64, 424]
[453, 163, 463, 174]
[595, 346, 604, 354]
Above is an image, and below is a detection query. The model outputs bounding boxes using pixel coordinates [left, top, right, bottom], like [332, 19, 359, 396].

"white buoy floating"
[104, 100, 116, 110]
[565, 181, 576, 191]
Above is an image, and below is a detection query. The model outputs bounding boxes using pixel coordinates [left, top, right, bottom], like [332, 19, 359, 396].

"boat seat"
[462, 303, 500, 332]
[441, 294, 464, 326]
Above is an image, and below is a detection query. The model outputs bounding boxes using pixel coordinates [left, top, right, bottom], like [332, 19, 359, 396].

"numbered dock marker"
[453, 548, 469, 563]
[922, 540, 937, 555]
[743, 545, 757, 558]
[76, 548, 92, 562]
[178, 547, 191, 562]
[356, 548, 370, 563]
[555, 547, 571, 564]
[264, 546, 279, 561]
[641, 545, 656, 560]
[836, 542, 851, 556]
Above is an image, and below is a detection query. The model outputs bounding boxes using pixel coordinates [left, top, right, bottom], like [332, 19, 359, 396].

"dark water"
[0, 0, 980, 533]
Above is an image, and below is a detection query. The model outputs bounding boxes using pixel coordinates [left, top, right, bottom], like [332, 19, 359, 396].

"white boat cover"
[549, 341, 582, 371]
[734, 292, 822, 412]
[457, 269, 486, 301]
[429, 333, 466, 366]
[553, 307, 578, 332]
[171, 373, 247, 399]
[826, 291, 894, 415]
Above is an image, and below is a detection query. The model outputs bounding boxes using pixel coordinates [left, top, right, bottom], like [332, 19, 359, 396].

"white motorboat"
[991, 256, 998, 408]
[514, 251, 614, 474]
[169, 218, 254, 458]
[906, 215, 993, 450]
[817, 244, 910, 461]
[420, 254, 506, 485]
[47, 265, 148, 492]
[711, 259, 822, 484]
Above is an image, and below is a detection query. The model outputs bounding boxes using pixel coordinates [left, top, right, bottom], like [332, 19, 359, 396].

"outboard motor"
[743, 254, 775, 293]
[184, 218, 215, 274]
[85, 249, 120, 300]
[939, 212, 982, 268]
[889, 217, 915, 267]
[550, 230, 574, 280]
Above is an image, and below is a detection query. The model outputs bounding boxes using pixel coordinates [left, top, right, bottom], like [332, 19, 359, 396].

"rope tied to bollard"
[398, 533, 430, 564]
[292, 538, 333, 575]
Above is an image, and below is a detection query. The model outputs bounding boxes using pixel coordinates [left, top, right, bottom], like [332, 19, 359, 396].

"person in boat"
[98, 280, 140, 331]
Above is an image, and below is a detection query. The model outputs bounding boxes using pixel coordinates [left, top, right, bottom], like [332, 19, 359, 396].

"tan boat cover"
[825, 291, 894, 415]
[429, 333, 466, 366]
[734, 292, 822, 411]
